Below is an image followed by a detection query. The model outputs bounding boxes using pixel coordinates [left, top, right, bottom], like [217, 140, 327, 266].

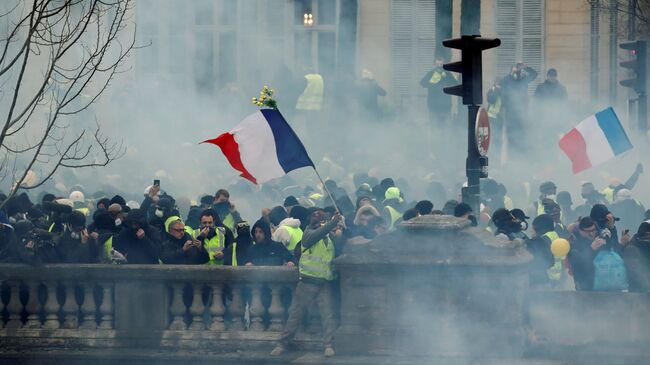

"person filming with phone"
[160, 219, 209, 265]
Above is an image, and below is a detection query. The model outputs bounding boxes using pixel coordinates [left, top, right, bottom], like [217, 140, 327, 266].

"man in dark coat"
[568, 217, 600, 291]
[160, 219, 209, 265]
[622, 222, 650, 292]
[420, 57, 456, 126]
[500, 62, 538, 152]
[113, 209, 160, 264]
[534, 68, 567, 104]
[246, 219, 294, 267]
[55, 211, 99, 263]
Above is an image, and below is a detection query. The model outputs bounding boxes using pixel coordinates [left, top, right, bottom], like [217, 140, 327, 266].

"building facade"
[132, 0, 632, 121]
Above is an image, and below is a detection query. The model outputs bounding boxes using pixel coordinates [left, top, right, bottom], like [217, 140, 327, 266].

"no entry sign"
[475, 107, 490, 156]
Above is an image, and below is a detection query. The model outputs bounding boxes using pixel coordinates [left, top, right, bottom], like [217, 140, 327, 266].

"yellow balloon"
[551, 238, 570, 258]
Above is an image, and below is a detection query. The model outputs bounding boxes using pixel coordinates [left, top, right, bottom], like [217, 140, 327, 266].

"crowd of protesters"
[0, 165, 648, 291]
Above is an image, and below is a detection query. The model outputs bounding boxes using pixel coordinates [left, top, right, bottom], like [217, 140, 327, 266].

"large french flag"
[202, 109, 314, 184]
[559, 107, 633, 174]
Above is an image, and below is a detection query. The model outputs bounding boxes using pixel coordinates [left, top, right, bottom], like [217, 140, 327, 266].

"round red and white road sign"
[475, 107, 491, 156]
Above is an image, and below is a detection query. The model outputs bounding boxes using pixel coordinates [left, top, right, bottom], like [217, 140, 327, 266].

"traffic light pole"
[463, 105, 481, 216]
[442, 35, 500, 216]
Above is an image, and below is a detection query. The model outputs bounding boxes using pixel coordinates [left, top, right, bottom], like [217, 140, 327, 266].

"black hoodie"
[248, 219, 294, 266]
[113, 209, 161, 264]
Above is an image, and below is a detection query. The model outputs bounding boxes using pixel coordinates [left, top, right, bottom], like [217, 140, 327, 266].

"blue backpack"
[593, 250, 629, 291]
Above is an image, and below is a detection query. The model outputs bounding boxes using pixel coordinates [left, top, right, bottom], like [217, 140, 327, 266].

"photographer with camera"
[54, 211, 100, 263]
[13, 220, 59, 265]
[160, 219, 209, 265]
[491, 208, 529, 241]
[589, 204, 631, 253]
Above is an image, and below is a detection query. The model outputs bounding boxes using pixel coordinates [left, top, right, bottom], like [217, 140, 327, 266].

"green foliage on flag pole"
[251, 86, 278, 110]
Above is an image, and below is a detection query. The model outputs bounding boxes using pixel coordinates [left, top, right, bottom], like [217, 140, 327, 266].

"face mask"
[546, 194, 556, 201]
[115, 218, 122, 227]
[520, 221, 529, 231]
[214, 202, 230, 215]
[70, 231, 80, 240]
[155, 209, 164, 218]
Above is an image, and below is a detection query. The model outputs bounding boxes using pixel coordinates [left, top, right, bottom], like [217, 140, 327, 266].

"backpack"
[593, 250, 629, 291]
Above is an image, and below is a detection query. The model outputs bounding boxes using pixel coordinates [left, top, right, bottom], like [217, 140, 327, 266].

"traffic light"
[619, 40, 646, 95]
[442, 35, 501, 105]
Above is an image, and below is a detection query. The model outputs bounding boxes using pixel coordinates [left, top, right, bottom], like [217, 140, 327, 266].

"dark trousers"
[279, 280, 337, 348]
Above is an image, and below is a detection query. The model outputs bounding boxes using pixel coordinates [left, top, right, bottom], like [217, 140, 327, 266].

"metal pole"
[463, 104, 481, 216]
[639, 91, 647, 133]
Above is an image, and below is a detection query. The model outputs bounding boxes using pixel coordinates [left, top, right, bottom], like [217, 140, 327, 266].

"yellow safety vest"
[75, 207, 90, 217]
[284, 226, 303, 251]
[231, 243, 238, 267]
[602, 187, 615, 203]
[536, 200, 546, 216]
[299, 236, 335, 281]
[543, 231, 562, 281]
[296, 74, 324, 111]
[385, 206, 401, 229]
[104, 236, 113, 258]
[197, 228, 226, 265]
[487, 95, 502, 118]
[222, 213, 236, 233]
[429, 70, 445, 84]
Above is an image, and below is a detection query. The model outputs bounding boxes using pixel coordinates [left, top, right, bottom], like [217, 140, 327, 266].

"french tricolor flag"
[202, 109, 314, 184]
[559, 107, 633, 174]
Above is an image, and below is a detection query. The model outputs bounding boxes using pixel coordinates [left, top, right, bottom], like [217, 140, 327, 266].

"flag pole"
[312, 167, 342, 214]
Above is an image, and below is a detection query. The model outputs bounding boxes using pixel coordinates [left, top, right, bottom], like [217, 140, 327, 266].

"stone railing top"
[0, 264, 298, 283]
[337, 215, 531, 267]
[399, 214, 472, 231]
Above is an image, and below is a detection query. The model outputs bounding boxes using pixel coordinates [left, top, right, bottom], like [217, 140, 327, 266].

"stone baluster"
[209, 282, 226, 331]
[80, 283, 97, 329]
[267, 284, 285, 331]
[42, 281, 61, 329]
[188, 283, 205, 330]
[62, 282, 79, 329]
[228, 283, 245, 330]
[248, 284, 265, 331]
[24, 281, 42, 328]
[168, 283, 187, 330]
[5, 281, 23, 328]
[98, 283, 114, 329]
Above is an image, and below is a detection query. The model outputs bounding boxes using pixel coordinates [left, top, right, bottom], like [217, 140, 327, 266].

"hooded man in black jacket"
[246, 219, 294, 267]
[113, 209, 160, 264]
[160, 219, 209, 265]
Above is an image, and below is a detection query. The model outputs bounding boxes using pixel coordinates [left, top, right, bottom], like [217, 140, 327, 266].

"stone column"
[5, 281, 23, 328]
[188, 283, 205, 330]
[248, 284, 265, 331]
[24, 280, 42, 328]
[228, 283, 245, 330]
[209, 282, 226, 331]
[42, 281, 61, 329]
[80, 283, 97, 329]
[98, 283, 114, 329]
[168, 283, 187, 330]
[62, 282, 79, 329]
[267, 284, 285, 331]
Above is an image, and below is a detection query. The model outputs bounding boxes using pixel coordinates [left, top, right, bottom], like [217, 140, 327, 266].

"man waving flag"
[202, 109, 314, 184]
[559, 107, 633, 174]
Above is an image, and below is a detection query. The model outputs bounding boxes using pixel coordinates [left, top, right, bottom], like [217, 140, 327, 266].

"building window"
[495, 0, 545, 91]
[293, 0, 339, 76]
[192, 0, 238, 94]
[390, 0, 436, 105]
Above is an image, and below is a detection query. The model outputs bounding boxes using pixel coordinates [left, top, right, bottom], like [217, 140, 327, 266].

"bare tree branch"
[0, 0, 135, 207]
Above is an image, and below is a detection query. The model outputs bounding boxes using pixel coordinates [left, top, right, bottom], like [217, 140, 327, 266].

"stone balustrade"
[0, 264, 304, 357]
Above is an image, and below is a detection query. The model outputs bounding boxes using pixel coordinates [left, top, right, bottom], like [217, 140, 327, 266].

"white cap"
[126, 200, 140, 209]
[55, 198, 74, 208]
[69, 191, 85, 203]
